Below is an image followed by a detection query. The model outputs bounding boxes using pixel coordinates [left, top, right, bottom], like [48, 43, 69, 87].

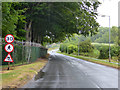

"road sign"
[4, 43, 14, 53]
[5, 34, 14, 43]
[4, 53, 13, 62]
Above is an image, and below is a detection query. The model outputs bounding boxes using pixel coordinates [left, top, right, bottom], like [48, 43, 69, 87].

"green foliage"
[111, 46, 120, 58]
[60, 39, 94, 56]
[59, 44, 67, 53]
[60, 30, 119, 60]
[2, 2, 18, 37]
[94, 45, 120, 59]
[2, 2, 26, 40]
[2, 2, 100, 44]
[62, 26, 119, 53]
[92, 26, 118, 44]
[98, 46, 109, 59]
[68, 45, 77, 54]
[78, 39, 94, 53]
[64, 26, 118, 45]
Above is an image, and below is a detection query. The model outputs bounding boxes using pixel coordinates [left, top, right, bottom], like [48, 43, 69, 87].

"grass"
[91, 43, 115, 46]
[48, 47, 59, 51]
[76, 49, 100, 58]
[0, 58, 48, 88]
[0, 62, 28, 69]
[58, 51, 119, 69]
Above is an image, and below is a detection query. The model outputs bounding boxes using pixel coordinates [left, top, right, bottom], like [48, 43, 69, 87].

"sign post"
[7, 61, 9, 70]
[4, 34, 14, 70]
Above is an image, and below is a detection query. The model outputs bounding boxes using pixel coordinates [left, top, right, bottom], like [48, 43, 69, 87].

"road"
[23, 50, 118, 89]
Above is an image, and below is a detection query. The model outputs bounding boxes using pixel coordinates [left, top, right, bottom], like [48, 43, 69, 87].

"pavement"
[23, 50, 119, 89]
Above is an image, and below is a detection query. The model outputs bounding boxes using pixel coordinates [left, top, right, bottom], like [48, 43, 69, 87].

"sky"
[96, 0, 120, 27]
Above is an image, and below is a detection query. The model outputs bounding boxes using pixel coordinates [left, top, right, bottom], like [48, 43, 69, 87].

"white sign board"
[4, 44, 14, 53]
[4, 53, 13, 62]
[5, 34, 14, 43]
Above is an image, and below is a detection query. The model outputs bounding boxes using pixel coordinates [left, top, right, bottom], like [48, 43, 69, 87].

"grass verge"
[0, 58, 48, 88]
[58, 52, 119, 69]
[48, 47, 59, 51]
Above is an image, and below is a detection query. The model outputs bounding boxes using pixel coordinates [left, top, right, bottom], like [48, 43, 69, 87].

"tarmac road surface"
[23, 51, 118, 89]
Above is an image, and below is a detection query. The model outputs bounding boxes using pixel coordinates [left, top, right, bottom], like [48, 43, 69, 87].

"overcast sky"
[96, 0, 119, 27]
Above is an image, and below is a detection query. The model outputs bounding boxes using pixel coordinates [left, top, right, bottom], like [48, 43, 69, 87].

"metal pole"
[109, 16, 111, 62]
[78, 37, 79, 56]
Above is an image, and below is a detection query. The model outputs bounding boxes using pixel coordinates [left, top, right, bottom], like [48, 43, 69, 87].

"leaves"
[2, 2, 26, 40]
[2, 2, 101, 44]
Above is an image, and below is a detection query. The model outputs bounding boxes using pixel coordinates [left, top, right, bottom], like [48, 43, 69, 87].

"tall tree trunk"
[25, 20, 32, 42]
[25, 20, 32, 63]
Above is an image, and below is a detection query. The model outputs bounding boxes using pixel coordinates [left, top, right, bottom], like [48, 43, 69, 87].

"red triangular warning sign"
[4, 53, 14, 62]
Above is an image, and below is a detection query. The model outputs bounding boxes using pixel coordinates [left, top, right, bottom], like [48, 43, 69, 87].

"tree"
[2, 2, 101, 45]
[2, 2, 26, 40]
[22, 2, 101, 44]
[93, 26, 118, 44]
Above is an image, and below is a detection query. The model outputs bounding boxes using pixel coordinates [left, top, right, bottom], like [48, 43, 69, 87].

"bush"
[97, 45, 120, 59]
[59, 44, 67, 53]
[111, 46, 120, 58]
[98, 46, 109, 59]
[67, 45, 77, 54]
[78, 39, 94, 53]
[60, 44, 77, 54]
